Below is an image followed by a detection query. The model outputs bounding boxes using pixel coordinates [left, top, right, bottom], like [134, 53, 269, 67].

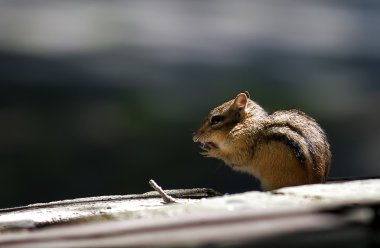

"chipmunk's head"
[192, 92, 251, 156]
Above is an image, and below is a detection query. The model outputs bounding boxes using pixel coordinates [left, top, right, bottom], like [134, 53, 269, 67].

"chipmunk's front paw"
[200, 149, 221, 158]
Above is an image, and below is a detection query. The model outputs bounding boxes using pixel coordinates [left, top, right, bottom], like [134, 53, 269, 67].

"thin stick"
[149, 179, 177, 204]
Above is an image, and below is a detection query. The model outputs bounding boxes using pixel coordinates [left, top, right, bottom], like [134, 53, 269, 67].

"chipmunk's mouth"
[199, 142, 218, 150]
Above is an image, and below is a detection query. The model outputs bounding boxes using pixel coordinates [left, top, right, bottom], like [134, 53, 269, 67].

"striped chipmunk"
[193, 92, 331, 191]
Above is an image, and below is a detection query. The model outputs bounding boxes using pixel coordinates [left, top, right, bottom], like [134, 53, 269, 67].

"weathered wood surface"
[0, 188, 221, 228]
[0, 180, 379, 247]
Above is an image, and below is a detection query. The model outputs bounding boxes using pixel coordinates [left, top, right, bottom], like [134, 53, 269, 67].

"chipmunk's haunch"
[193, 92, 331, 191]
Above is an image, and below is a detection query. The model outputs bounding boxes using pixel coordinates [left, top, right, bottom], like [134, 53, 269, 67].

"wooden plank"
[0, 211, 362, 248]
[0, 179, 378, 247]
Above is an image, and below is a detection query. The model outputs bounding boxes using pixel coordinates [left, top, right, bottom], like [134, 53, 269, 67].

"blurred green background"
[1, 0, 379, 208]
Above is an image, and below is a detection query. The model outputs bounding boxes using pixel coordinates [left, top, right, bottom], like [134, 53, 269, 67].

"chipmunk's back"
[264, 109, 331, 183]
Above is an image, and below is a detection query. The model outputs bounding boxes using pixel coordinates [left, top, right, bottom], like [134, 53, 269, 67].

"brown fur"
[193, 92, 331, 191]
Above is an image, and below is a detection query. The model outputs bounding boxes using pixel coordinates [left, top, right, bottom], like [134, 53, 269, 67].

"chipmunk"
[193, 92, 331, 191]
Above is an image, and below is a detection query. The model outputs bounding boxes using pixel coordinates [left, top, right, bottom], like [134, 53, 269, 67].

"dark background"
[1, 0, 379, 208]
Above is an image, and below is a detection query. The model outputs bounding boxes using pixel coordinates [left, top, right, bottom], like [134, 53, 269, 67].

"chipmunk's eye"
[210, 115, 224, 126]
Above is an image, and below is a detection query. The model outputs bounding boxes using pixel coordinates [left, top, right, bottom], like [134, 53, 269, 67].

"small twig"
[149, 179, 178, 204]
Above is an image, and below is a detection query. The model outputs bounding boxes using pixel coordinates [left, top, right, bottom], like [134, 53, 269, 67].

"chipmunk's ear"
[232, 92, 248, 110]
[243, 91, 250, 99]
